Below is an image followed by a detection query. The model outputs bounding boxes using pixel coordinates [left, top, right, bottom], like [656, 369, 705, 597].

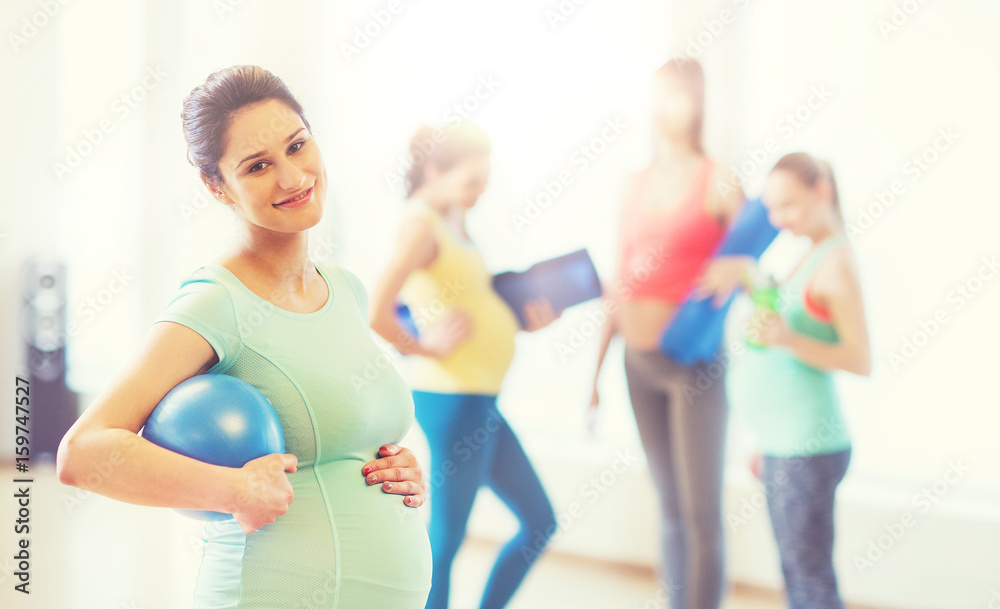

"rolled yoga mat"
[658, 196, 779, 365]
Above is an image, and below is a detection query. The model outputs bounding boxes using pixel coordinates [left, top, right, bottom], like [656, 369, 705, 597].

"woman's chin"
[656, 125, 687, 143]
[301, 207, 325, 230]
[265, 206, 325, 234]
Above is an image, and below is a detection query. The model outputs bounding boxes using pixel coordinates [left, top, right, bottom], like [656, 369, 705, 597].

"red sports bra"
[803, 282, 833, 322]
[618, 158, 726, 303]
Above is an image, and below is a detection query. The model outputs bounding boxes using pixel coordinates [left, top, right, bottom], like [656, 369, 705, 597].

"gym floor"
[0, 463, 799, 609]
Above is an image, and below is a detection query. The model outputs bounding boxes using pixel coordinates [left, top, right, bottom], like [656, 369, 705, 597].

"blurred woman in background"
[369, 122, 559, 609]
[590, 57, 744, 609]
[698, 152, 871, 609]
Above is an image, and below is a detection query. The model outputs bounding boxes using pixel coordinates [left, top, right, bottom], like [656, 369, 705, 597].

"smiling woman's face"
[763, 168, 829, 236]
[213, 99, 326, 234]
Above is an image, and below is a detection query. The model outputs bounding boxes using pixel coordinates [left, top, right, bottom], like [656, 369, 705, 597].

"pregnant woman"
[369, 122, 559, 609]
[699, 152, 871, 609]
[57, 65, 432, 608]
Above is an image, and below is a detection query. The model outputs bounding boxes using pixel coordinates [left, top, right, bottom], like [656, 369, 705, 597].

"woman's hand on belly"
[362, 444, 426, 508]
[418, 308, 473, 359]
[232, 453, 298, 534]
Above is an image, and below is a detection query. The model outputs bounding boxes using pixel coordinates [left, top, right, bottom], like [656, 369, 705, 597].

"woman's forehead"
[222, 101, 305, 162]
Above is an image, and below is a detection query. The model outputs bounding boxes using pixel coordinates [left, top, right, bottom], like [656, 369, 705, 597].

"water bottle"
[746, 274, 779, 349]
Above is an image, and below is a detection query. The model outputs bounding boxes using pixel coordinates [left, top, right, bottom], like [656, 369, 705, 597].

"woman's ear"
[423, 161, 443, 185]
[200, 173, 230, 205]
[816, 178, 835, 207]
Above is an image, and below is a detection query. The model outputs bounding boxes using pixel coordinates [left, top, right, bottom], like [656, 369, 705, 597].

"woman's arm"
[589, 176, 638, 403]
[763, 247, 872, 376]
[56, 321, 297, 534]
[588, 290, 619, 406]
[693, 255, 758, 306]
[368, 213, 471, 358]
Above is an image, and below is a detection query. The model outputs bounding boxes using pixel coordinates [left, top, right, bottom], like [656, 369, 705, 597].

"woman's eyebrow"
[236, 128, 307, 168]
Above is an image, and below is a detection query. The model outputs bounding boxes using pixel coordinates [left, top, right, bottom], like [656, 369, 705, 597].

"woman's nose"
[276, 158, 307, 191]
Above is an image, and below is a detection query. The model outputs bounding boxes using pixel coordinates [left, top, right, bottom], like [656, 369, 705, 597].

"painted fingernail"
[384, 483, 393, 491]
[405, 496, 412, 505]
[363, 467, 372, 476]
[368, 474, 377, 484]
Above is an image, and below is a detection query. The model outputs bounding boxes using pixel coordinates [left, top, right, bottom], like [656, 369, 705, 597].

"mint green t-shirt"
[156, 262, 431, 609]
[725, 236, 852, 457]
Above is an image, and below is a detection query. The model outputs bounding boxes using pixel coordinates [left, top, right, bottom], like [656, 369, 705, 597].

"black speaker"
[21, 255, 78, 459]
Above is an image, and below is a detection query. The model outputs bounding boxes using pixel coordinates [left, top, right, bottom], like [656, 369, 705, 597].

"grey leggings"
[623, 347, 728, 609]
[764, 449, 851, 609]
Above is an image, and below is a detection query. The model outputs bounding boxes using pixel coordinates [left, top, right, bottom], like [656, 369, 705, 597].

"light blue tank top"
[725, 235, 852, 457]
[156, 262, 431, 608]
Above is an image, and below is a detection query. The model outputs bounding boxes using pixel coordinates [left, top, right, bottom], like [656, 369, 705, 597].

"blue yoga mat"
[493, 248, 603, 328]
[658, 196, 779, 365]
[395, 249, 602, 334]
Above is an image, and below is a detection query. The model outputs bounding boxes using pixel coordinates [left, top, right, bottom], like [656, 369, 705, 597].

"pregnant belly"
[457, 292, 518, 364]
[316, 459, 432, 600]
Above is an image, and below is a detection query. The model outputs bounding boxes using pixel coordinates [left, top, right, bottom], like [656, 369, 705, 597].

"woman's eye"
[248, 161, 267, 173]
[289, 140, 305, 154]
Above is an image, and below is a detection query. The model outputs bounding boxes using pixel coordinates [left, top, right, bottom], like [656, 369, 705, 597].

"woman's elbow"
[55, 422, 98, 487]
[55, 430, 80, 486]
[848, 351, 872, 377]
[369, 310, 391, 339]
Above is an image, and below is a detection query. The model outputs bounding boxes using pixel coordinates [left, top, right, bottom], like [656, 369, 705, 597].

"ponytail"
[405, 124, 436, 197]
[817, 159, 840, 217]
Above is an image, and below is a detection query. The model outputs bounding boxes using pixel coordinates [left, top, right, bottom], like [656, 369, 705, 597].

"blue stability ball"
[141, 374, 285, 521]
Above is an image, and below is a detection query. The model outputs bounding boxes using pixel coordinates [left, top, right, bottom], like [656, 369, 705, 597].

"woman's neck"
[652, 136, 700, 167]
[807, 217, 843, 245]
[227, 222, 314, 284]
[411, 185, 449, 213]
[411, 186, 466, 234]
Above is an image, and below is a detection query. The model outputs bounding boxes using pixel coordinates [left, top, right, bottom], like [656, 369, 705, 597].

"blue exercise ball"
[141, 374, 285, 521]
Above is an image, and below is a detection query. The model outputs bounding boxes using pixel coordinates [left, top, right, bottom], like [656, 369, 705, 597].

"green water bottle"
[746, 274, 779, 349]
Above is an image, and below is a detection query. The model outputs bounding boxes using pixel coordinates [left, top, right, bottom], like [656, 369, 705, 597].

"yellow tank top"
[398, 198, 520, 395]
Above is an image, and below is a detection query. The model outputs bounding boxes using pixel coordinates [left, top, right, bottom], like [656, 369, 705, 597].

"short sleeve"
[334, 266, 370, 324]
[155, 275, 241, 370]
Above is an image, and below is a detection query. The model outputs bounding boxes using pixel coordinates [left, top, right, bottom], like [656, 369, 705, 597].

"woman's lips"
[274, 186, 313, 209]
